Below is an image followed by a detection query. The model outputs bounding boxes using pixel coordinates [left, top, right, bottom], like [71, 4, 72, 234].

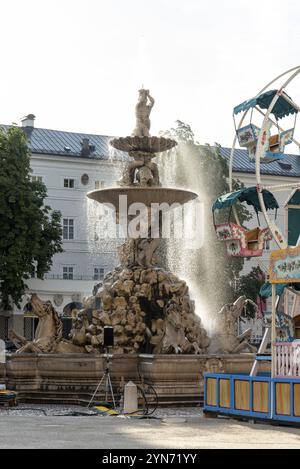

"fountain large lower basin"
[1, 353, 263, 405]
[87, 187, 198, 209]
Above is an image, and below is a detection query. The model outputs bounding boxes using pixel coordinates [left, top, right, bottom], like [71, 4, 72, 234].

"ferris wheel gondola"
[233, 89, 297, 163]
[212, 187, 278, 257]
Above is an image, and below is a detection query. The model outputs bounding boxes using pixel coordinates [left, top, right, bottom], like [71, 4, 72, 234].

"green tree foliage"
[235, 266, 266, 317]
[0, 126, 63, 310]
[158, 120, 252, 310]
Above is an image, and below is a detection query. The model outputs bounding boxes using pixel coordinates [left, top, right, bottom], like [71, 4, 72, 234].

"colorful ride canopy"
[260, 282, 287, 298]
[260, 282, 300, 298]
[212, 187, 279, 213]
[234, 90, 298, 120]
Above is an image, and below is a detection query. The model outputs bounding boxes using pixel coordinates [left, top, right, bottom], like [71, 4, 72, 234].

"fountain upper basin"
[109, 136, 177, 154]
[87, 187, 198, 209]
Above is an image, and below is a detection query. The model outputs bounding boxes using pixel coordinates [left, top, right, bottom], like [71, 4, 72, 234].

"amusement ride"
[204, 66, 300, 424]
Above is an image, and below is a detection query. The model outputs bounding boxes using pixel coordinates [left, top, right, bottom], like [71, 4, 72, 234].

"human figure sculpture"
[119, 152, 160, 187]
[118, 236, 160, 268]
[135, 237, 160, 267]
[132, 89, 155, 137]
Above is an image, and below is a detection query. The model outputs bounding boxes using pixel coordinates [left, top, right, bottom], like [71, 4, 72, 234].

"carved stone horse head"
[27, 293, 53, 318]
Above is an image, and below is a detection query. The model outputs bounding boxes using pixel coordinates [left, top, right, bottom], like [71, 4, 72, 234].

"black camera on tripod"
[103, 326, 114, 348]
[87, 326, 116, 409]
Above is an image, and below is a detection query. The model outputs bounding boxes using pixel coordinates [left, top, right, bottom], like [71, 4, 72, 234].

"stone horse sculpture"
[9, 294, 86, 353]
[216, 296, 257, 354]
[150, 300, 210, 354]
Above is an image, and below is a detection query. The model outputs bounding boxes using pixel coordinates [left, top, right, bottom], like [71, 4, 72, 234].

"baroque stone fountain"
[83, 89, 210, 355]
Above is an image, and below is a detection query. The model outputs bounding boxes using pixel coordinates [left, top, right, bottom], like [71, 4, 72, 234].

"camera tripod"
[88, 348, 116, 409]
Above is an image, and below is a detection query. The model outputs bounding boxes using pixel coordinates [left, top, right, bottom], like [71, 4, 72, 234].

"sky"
[1, 0, 300, 146]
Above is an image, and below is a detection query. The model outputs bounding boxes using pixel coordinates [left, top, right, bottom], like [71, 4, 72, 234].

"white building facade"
[27, 153, 119, 301]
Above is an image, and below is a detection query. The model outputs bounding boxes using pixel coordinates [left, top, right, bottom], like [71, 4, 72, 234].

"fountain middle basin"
[87, 187, 198, 208]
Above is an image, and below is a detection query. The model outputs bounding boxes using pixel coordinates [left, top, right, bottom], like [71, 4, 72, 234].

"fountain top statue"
[132, 89, 155, 137]
[110, 89, 176, 154]
[88, 89, 197, 208]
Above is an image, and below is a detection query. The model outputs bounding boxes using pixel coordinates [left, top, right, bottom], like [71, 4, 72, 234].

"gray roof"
[1, 123, 300, 177]
[221, 147, 300, 178]
[0, 125, 125, 160]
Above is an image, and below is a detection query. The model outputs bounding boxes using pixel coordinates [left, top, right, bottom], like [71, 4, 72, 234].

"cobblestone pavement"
[0, 405, 300, 449]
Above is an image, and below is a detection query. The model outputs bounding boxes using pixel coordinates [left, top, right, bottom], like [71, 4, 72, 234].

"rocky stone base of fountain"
[0, 353, 269, 405]
[78, 266, 210, 355]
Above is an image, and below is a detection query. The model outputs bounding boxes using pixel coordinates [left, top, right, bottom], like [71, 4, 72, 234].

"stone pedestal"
[123, 381, 138, 413]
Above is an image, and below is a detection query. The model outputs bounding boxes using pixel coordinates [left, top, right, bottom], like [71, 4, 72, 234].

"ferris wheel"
[213, 66, 300, 259]
[207, 68, 300, 419]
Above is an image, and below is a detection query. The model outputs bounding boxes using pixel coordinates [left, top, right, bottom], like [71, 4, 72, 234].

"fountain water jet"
[156, 141, 232, 337]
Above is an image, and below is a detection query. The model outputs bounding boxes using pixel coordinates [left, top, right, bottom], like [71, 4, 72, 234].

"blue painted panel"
[204, 373, 271, 419]
[255, 356, 272, 361]
[203, 373, 300, 424]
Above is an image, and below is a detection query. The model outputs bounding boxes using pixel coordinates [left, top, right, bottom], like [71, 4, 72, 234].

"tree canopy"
[0, 126, 63, 310]
[235, 266, 266, 317]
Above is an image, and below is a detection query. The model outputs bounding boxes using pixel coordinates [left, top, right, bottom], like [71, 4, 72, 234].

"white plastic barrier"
[274, 341, 300, 377]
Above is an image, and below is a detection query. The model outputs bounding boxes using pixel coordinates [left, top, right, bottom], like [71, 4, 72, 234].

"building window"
[64, 178, 75, 188]
[94, 267, 104, 281]
[63, 266, 74, 280]
[63, 218, 74, 240]
[62, 318, 73, 338]
[24, 317, 38, 341]
[0, 317, 9, 340]
[95, 180, 105, 189]
[32, 175, 43, 183]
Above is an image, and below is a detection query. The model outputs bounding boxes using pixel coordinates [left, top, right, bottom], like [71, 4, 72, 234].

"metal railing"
[41, 274, 104, 281]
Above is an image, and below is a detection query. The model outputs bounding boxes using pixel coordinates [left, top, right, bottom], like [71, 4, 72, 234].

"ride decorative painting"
[269, 245, 300, 283]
